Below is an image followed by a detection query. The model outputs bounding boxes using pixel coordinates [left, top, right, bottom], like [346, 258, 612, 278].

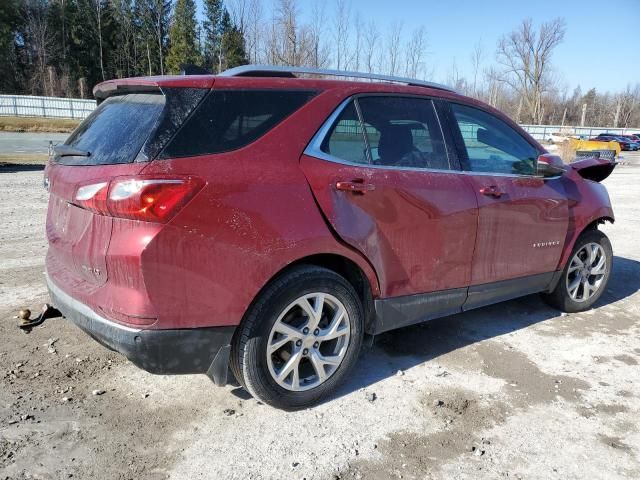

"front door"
[446, 102, 569, 308]
[301, 96, 478, 308]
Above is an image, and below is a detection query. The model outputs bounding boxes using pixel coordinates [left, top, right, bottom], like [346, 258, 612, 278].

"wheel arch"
[559, 214, 614, 269]
[583, 216, 614, 231]
[243, 253, 379, 335]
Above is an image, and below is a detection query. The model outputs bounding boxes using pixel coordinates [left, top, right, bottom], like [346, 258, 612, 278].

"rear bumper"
[47, 276, 236, 385]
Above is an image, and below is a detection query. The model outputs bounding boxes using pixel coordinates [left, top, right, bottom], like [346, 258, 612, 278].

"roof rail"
[218, 64, 455, 93]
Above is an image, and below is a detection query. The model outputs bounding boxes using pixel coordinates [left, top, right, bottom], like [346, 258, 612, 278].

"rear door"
[445, 102, 569, 308]
[301, 95, 478, 304]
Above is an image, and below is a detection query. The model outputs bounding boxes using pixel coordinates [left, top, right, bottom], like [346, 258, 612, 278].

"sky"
[198, 0, 640, 94]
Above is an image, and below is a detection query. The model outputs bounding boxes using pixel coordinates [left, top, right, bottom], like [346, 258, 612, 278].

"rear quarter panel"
[138, 88, 380, 329]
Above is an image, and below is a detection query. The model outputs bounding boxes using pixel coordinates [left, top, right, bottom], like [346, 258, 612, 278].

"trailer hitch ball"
[17, 304, 62, 333]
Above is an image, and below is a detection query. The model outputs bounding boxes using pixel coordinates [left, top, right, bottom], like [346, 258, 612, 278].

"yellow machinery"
[568, 138, 621, 157]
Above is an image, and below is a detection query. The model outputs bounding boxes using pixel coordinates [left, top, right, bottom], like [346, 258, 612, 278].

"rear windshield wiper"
[54, 145, 91, 157]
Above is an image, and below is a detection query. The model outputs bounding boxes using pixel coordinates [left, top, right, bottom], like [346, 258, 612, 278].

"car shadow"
[324, 254, 640, 403]
[0, 162, 46, 172]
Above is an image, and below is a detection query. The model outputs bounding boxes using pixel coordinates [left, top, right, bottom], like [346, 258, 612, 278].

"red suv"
[43, 65, 615, 410]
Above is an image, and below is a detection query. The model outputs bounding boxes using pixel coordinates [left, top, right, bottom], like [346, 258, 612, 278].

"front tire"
[230, 265, 364, 410]
[542, 229, 612, 312]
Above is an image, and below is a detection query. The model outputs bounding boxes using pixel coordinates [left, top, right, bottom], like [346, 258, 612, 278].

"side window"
[320, 101, 368, 164]
[162, 89, 316, 158]
[450, 103, 538, 175]
[357, 96, 450, 170]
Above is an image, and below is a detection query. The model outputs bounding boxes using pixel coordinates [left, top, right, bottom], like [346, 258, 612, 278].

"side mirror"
[537, 153, 565, 177]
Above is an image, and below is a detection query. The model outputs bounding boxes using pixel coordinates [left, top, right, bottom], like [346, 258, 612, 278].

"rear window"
[161, 89, 316, 158]
[59, 93, 165, 166]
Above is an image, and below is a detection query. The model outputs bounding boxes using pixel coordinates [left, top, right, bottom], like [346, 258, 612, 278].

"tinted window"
[60, 93, 165, 166]
[451, 103, 538, 175]
[163, 89, 316, 158]
[357, 96, 450, 170]
[320, 101, 368, 164]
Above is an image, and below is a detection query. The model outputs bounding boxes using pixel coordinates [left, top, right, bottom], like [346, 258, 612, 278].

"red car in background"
[42, 65, 616, 409]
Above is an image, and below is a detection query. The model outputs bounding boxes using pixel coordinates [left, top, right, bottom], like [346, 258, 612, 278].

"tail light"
[73, 176, 204, 223]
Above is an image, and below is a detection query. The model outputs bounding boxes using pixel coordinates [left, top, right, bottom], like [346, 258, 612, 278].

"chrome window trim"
[304, 95, 563, 179]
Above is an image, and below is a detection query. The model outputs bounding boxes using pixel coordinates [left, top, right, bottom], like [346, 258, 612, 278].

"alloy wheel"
[266, 293, 351, 391]
[566, 242, 607, 302]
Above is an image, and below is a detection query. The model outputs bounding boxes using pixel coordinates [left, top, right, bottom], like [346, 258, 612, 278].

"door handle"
[479, 185, 503, 198]
[335, 180, 375, 194]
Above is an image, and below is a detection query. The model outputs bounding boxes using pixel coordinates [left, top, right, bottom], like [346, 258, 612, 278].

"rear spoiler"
[93, 76, 215, 102]
[570, 157, 617, 183]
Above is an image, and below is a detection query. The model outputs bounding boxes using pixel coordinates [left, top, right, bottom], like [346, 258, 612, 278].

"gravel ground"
[1, 163, 639, 480]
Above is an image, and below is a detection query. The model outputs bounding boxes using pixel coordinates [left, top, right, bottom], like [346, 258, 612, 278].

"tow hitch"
[16, 304, 62, 333]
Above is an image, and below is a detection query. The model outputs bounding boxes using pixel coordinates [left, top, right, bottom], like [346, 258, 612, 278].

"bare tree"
[139, 0, 170, 75]
[246, 0, 263, 63]
[267, 0, 315, 66]
[309, 0, 329, 68]
[616, 84, 640, 128]
[404, 26, 427, 79]
[352, 12, 364, 71]
[385, 21, 403, 76]
[333, 0, 351, 70]
[470, 40, 484, 97]
[446, 59, 467, 92]
[495, 18, 566, 124]
[363, 20, 379, 74]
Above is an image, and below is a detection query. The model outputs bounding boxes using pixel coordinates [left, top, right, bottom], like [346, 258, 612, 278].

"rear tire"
[542, 229, 612, 312]
[230, 265, 364, 410]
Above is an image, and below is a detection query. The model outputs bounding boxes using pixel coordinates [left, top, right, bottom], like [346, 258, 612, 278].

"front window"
[451, 103, 538, 176]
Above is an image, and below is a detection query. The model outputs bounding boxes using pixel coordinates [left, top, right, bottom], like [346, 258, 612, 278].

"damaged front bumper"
[46, 276, 236, 385]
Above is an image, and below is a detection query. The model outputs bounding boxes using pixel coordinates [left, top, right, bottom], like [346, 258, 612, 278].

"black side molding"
[463, 272, 556, 311]
[371, 271, 562, 334]
[371, 288, 467, 334]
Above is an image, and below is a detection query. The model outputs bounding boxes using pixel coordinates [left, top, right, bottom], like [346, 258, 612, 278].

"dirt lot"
[1, 163, 639, 480]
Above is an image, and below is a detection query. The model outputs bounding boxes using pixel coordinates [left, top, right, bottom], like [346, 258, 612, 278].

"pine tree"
[202, 0, 223, 72]
[0, 0, 21, 92]
[220, 9, 248, 70]
[166, 0, 201, 73]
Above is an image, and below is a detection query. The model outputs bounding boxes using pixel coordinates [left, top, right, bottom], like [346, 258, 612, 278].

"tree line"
[0, 0, 248, 98]
[1, 0, 638, 128]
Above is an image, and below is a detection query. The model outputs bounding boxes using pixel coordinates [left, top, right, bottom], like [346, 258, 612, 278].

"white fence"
[0, 94, 96, 120]
[521, 124, 640, 141]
